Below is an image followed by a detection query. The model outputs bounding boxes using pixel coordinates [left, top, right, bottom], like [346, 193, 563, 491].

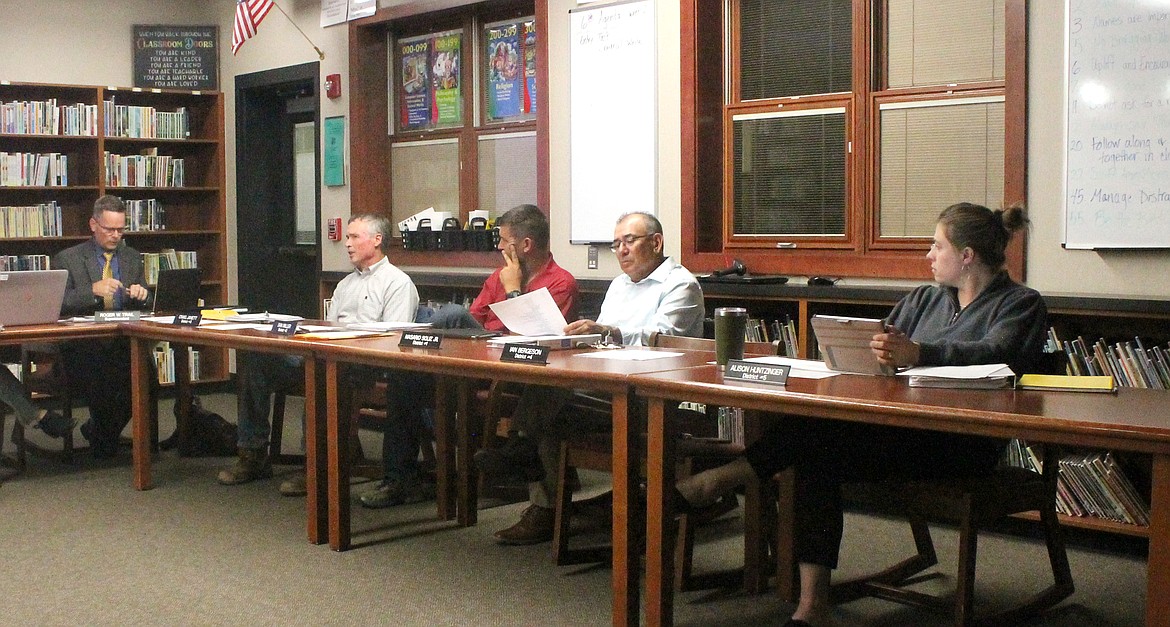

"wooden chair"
[646, 332, 778, 591]
[271, 371, 433, 480]
[550, 332, 778, 590]
[824, 443, 1074, 625]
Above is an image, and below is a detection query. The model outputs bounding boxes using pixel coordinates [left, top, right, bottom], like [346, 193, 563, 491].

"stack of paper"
[898, 364, 1016, 389]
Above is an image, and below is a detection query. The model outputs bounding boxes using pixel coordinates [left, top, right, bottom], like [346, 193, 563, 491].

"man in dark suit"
[53, 195, 151, 457]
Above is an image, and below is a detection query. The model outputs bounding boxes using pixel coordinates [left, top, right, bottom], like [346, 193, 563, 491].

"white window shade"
[879, 98, 1005, 238]
[886, 0, 1005, 89]
[477, 132, 537, 218]
[390, 138, 460, 236]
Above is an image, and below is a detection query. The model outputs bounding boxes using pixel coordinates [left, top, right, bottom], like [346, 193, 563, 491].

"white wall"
[0, 0, 216, 85]
[3, 1, 1166, 299]
[217, 0, 352, 285]
[1025, 2, 1170, 297]
[544, 0, 681, 281]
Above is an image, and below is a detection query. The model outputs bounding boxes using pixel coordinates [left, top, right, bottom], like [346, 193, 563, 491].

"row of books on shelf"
[153, 342, 200, 384]
[124, 198, 167, 232]
[743, 317, 799, 358]
[143, 249, 197, 285]
[0, 151, 69, 186]
[674, 402, 745, 445]
[1, 98, 98, 136]
[1007, 440, 1150, 526]
[1049, 327, 1170, 389]
[0, 254, 50, 270]
[104, 151, 184, 187]
[104, 101, 189, 140]
[1, 201, 63, 238]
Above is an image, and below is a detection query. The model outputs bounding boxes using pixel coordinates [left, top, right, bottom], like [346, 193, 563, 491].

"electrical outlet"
[587, 245, 598, 270]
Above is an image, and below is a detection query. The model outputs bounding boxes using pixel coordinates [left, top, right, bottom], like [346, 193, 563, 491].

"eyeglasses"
[94, 222, 127, 234]
[609, 233, 649, 253]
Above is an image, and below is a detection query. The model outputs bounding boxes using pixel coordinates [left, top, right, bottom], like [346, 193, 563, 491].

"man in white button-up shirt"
[217, 214, 418, 493]
[488, 212, 705, 545]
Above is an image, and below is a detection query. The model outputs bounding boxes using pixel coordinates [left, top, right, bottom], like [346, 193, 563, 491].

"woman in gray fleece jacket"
[675, 202, 1043, 627]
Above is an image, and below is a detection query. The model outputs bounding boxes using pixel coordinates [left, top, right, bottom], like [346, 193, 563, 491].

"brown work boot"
[494, 504, 555, 545]
[216, 447, 272, 485]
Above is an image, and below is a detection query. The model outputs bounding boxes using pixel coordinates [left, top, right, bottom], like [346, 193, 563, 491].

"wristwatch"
[506, 290, 522, 299]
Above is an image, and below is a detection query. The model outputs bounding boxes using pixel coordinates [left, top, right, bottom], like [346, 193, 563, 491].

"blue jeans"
[0, 367, 39, 427]
[235, 352, 304, 450]
[380, 370, 434, 481]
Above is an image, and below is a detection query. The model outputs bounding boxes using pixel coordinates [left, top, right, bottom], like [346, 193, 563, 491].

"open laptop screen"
[152, 268, 202, 314]
[0, 269, 68, 327]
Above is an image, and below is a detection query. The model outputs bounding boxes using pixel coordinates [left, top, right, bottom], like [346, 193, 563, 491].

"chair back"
[647, 331, 778, 357]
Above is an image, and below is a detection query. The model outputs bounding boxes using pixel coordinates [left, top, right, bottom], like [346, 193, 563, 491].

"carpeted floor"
[0, 393, 1149, 626]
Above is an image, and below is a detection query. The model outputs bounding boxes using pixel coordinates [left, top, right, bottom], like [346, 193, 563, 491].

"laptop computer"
[0, 269, 68, 327]
[809, 315, 895, 376]
[152, 267, 203, 314]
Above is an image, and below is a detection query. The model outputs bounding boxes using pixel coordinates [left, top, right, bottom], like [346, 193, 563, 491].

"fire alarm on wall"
[325, 74, 341, 99]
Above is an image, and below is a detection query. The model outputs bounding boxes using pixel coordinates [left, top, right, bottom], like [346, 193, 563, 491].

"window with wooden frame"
[681, 0, 1026, 280]
[375, 2, 539, 240]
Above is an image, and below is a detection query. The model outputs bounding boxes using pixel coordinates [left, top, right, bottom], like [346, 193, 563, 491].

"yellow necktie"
[102, 252, 114, 310]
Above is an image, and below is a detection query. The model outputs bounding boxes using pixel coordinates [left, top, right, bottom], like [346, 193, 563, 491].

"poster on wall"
[486, 23, 523, 119]
[399, 37, 432, 130]
[132, 25, 218, 90]
[432, 34, 462, 125]
[524, 20, 537, 114]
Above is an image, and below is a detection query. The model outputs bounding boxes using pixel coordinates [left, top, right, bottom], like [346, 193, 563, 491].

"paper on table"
[743, 356, 839, 379]
[297, 330, 387, 340]
[488, 287, 567, 336]
[346, 321, 432, 332]
[898, 364, 1014, 379]
[204, 323, 273, 331]
[227, 312, 304, 322]
[574, 349, 683, 361]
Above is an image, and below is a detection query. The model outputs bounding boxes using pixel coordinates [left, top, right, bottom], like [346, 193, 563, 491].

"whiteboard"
[1064, 0, 1170, 249]
[569, 0, 656, 244]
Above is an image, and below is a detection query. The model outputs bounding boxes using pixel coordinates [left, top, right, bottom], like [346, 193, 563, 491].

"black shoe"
[36, 411, 79, 439]
[80, 420, 117, 459]
[473, 435, 544, 483]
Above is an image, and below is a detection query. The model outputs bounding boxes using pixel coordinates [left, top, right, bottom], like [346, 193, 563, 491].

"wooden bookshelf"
[0, 81, 228, 384]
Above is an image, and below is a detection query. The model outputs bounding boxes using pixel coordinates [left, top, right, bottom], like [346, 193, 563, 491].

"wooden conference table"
[309, 334, 716, 623]
[122, 321, 330, 543]
[118, 320, 713, 624]
[634, 365, 1170, 627]
[0, 320, 120, 347]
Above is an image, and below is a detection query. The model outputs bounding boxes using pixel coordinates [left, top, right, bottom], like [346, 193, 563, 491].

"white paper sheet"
[226, 313, 304, 322]
[346, 321, 432, 332]
[487, 287, 568, 336]
[898, 364, 1013, 379]
[573, 349, 683, 361]
[742, 356, 839, 379]
[203, 323, 274, 331]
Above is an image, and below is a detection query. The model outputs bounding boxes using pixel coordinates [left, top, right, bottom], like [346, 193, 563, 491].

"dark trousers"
[744, 417, 1003, 569]
[380, 370, 434, 481]
[61, 338, 132, 451]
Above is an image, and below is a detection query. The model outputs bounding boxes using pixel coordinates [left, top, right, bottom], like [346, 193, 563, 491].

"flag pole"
[271, 1, 325, 60]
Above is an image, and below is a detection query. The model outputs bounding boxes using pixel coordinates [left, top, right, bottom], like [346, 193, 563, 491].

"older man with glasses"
[484, 211, 705, 545]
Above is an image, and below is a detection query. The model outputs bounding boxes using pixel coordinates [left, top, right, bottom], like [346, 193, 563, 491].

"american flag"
[232, 0, 275, 55]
